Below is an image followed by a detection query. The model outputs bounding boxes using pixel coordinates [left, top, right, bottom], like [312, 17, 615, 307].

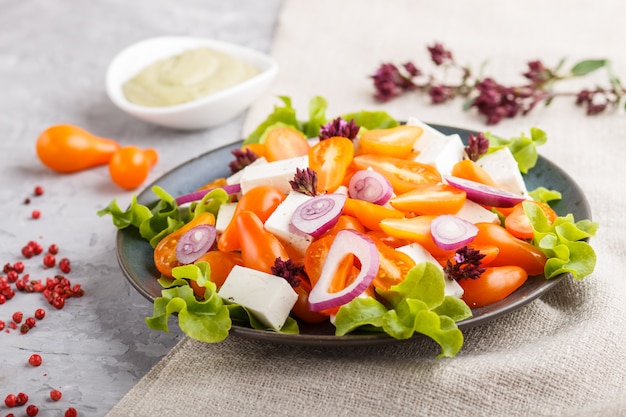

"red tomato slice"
[389, 183, 467, 215]
[352, 154, 441, 194]
[309, 137, 355, 193]
[458, 265, 528, 308]
[358, 125, 423, 158]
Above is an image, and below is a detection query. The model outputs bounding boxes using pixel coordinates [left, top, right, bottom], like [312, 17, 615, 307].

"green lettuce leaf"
[146, 263, 231, 343]
[243, 96, 301, 145]
[302, 95, 328, 138]
[334, 262, 471, 358]
[523, 201, 599, 279]
[485, 127, 547, 173]
[340, 110, 399, 130]
[243, 95, 400, 144]
[528, 186, 562, 203]
[96, 194, 152, 230]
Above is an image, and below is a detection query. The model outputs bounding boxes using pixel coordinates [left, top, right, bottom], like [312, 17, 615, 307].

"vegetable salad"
[99, 96, 598, 358]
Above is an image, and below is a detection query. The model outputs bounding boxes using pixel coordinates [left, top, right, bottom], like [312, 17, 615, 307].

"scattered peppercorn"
[43, 254, 56, 268]
[26, 404, 39, 417]
[31, 210, 41, 219]
[58, 258, 71, 273]
[25, 317, 36, 328]
[16, 392, 28, 406]
[50, 389, 63, 401]
[12, 261, 25, 273]
[12, 311, 23, 323]
[48, 244, 59, 255]
[34, 308, 46, 320]
[28, 354, 42, 367]
[4, 393, 17, 407]
[65, 407, 78, 417]
[33, 185, 44, 196]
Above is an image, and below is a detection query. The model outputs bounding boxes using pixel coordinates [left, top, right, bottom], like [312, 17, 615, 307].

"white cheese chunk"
[477, 148, 528, 196]
[413, 133, 465, 176]
[239, 155, 309, 195]
[265, 192, 313, 257]
[215, 202, 237, 234]
[218, 265, 298, 330]
[454, 199, 500, 224]
[396, 243, 464, 299]
[226, 157, 268, 185]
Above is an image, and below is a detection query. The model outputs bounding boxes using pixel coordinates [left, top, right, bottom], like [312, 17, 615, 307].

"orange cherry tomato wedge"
[309, 136, 355, 193]
[471, 222, 547, 276]
[217, 185, 285, 252]
[342, 198, 404, 231]
[378, 215, 454, 259]
[264, 127, 310, 162]
[291, 278, 329, 323]
[451, 159, 498, 187]
[189, 251, 244, 298]
[241, 142, 267, 159]
[458, 265, 528, 308]
[504, 201, 558, 240]
[389, 183, 467, 215]
[236, 210, 289, 274]
[352, 154, 441, 194]
[153, 212, 216, 278]
[370, 236, 416, 291]
[358, 125, 423, 158]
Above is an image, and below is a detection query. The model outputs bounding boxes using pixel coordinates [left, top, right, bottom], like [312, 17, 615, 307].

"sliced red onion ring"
[308, 229, 379, 312]
[290, 193, 346, 238]
[444, 175, 525, 208]
[175, 224, 217, 264]
[430, 214, 478, 251]
[348, 170, 393, 205]
[175, 184, 242, 205]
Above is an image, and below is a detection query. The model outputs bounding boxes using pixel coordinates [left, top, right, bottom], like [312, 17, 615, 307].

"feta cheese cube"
[413, 133, 465, 176]
[477, 148, 528, 196]
[397, 243, 464, 299]
[265, 192, 313, 257]
[215, 202, 237, 234]
[218, 265, 298, 330]
[239, 155, 309, 195]
[454, 199, 500, 224]
[226, 157, 268, 185]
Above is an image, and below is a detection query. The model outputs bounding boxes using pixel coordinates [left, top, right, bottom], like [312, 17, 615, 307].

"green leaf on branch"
[570, 59, 608, 76]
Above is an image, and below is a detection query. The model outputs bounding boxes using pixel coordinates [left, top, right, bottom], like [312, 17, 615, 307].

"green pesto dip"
[122, 47, 259, 107]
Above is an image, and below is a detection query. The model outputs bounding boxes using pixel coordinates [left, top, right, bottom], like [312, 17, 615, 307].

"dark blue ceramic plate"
[116, 124, 591, 346]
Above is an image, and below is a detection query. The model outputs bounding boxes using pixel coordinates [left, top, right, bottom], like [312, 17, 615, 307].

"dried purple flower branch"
[371, 43, 626, 125]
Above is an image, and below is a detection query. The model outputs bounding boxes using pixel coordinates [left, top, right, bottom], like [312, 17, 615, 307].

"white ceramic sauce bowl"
[105, 36, 278, 130]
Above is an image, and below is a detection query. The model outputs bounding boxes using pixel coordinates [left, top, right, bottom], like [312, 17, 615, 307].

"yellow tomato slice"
[358, 125, 423, 158]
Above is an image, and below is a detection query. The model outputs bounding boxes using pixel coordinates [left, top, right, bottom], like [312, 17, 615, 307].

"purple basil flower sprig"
[319, 117, 361, 141]
[371, 43, 626, 125]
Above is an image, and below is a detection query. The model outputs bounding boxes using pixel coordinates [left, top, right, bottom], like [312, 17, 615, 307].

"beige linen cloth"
[106, 1, 626, 416]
